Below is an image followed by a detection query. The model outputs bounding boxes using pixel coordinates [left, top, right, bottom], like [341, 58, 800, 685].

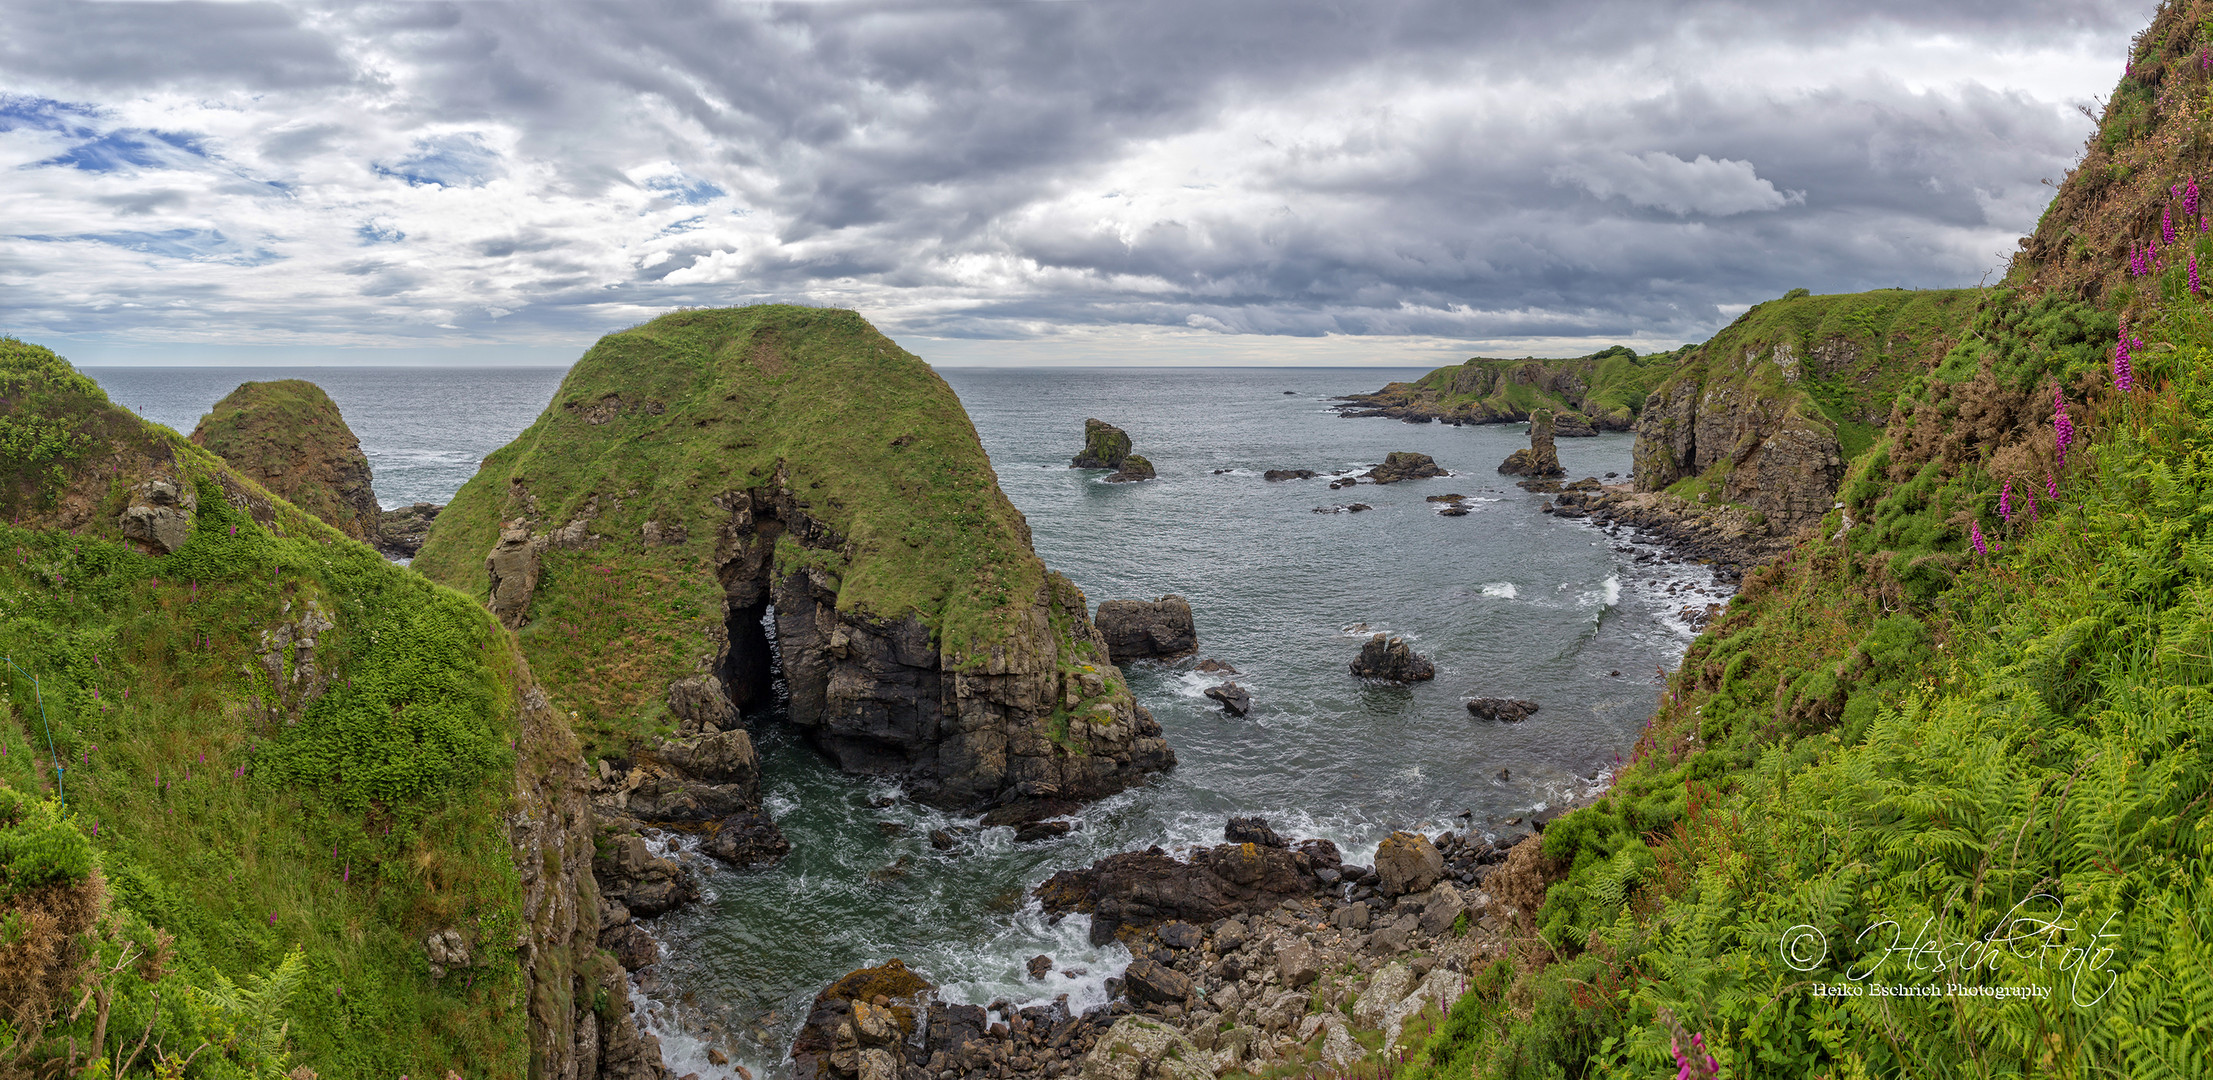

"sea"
[84, 365, 1731, 1079]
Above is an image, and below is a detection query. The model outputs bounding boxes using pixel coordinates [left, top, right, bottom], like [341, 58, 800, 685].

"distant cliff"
[1630, 288, 1979, 533]
[412, 305, 1173, 816]
[1336, 346, 1678, 432]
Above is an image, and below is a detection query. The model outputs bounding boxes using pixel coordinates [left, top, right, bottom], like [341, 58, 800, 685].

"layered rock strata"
[1093, 595, 1199, 663]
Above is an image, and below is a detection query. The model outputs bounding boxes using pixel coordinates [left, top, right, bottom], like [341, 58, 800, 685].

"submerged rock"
[1497, 409, 1566, 477]
[1104, 454, 1156, 483]
[1264, 468, 1318, 481]
[1363, 451, 1447, 483]
[1095, 595, 1199, 663]
[1202, 681, 1252, 716]
[1350, 634, 1435, 682]
[1194, 657, 1239, 674]
[1466, 698, 1540, 722]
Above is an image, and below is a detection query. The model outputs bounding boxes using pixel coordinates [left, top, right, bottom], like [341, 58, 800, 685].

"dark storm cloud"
[0, 0, 2155, 354]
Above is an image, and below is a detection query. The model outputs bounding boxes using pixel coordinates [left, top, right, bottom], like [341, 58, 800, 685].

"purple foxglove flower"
[2165, 203, 2177, 246]
[2054, 386, 2075, 467]
[2115, 333, 2135, 391]
[1971, 521, 1988, 556]
[2000, 480, 2012, 522]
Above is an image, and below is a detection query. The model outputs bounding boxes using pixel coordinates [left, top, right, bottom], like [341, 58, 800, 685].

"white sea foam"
[1480, 582, 1517, 599]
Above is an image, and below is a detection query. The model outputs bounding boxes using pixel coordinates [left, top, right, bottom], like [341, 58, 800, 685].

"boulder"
[1373, 831, 1444, 897]
[789, 960, 935, 1080]
[1194, 657, 1239, 674]
[1202, 682, 1252, 716]
[1350, 634, 1435, 682]
[1121, 958, 1194, 1004]
[1419, 882, 1467, 936]
[1276, 942, 1321, 988]
[1497, 409, 1566, 477]
[1363, 452, 1447, 484]
[592, 834, 699, 918]
[1104, 454, 1156, 483]
[1263, 469, 1318, 481]
[1027, 954, 1053, 979]
[1095, 595, 1199, 662]
[116, 477, 195, 555]
[1072, 419, 1136, 469]
[1223, 816, 1287, 848]
[1080, 1017, 1211, 1080]
[1465, 698, 1539, 722]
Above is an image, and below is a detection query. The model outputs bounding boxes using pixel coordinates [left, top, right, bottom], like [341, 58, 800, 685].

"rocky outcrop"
[790, 959, 939, 1080]
[1349, 634, 1435, 682]
[1263, 469, 1317, 481]
[1362, 452, 1447, 484]
[1072, 419, 1135, 469]
[1202, 682, 1251, 716]
[1372, 831, 1444, 897]
[377, 502, 441, 558]
[1632, 375, 1841, 533]
[1578, 488, 1798, 583]
[1496, 410, 1565, 477]
[1105, 455, 1155, 483]
[1465, 698, 1539, 722]
[1094, 596, 1198, 663]
[413, 306, 1175, 815]
[117, 476, 196, 554]
[590, 727, 791, 867]
[1335, 348, 1667, 429]
[1034, 830, 1342, 944]
[190, 379, 383, 543]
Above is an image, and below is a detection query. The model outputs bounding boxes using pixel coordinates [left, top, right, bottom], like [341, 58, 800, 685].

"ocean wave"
[1480, 582, 1518, 599]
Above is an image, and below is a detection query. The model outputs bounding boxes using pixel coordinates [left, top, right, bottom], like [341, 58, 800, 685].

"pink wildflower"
[1972, 521, 1988, 556]
[2048, 472, 2059, 499]
[2115, 329, 2136, 391]
[2165, 203, 2177, 245]
[2054, 385, 2075, 467]
[1999, 480, 2012, 522]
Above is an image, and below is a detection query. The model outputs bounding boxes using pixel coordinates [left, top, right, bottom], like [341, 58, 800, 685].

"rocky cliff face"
[1629, 289, 1979, 534]
[1496, 410, 1564, 478]
[190, 379, 384, 543]
[412, 306, 1175, 815]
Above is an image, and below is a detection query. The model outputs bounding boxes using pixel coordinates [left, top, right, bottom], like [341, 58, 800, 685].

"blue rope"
[3, 655, 63, 807]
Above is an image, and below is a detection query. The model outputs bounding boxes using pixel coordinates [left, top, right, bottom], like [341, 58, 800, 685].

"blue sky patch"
[18, 228, 280, 266]
[645, 174, 725, 204]
[0, 94, 101, 135]
[32, 129, 211, 173]
[374, 133, 503, 188]
[357, 220, 406, 244]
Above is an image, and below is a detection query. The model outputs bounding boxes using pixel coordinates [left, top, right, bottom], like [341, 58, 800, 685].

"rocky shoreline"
[783, 817, 1561, 1080]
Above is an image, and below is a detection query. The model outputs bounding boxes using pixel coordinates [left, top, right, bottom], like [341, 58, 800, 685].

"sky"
[0, 0, 2157, 367]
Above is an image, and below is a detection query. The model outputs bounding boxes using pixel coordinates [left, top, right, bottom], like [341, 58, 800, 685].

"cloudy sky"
[0, 0, 2152, 366]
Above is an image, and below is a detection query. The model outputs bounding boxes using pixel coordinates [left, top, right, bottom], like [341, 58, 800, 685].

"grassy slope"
[1377, 9, 2213, 1077]
[1, 339, 545, 1077]
[1649, 288, 1980, 500]
[189, 379, 375, 540]
[412, 305, 1053, 758]
[1378, 345, 1677, 426]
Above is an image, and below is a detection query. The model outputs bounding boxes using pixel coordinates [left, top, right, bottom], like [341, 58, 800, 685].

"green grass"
[1369, 344, 1676, 427]
[1388, 276, 2213, 1076]
[1, 340, 548, 1077]
[188, 379, 378, 540]
[412, 304, 1061, 757]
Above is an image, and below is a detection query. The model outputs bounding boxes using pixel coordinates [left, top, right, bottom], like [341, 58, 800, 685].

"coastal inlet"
[632, 366, 1732, 1078]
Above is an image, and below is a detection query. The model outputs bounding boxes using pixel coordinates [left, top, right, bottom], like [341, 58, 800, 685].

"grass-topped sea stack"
[189, 379, 385, 546]
[1337, 344, 1674, 431]
[413, 305, 1174, 815]
[0, 339, 637, 1079]
[1070, 418, 1155, 482]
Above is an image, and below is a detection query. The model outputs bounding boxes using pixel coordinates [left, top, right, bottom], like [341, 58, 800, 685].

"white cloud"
[1551, 152, 1803, 216]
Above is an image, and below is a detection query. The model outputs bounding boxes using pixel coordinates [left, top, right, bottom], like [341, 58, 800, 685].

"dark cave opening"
[721, 599, 778, 715]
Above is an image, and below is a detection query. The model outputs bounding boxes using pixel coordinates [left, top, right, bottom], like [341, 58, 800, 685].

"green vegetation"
[189, 380, 380, 541]
[413, 305, 1053, 756]
[1379, 223, 2212, 1080]
[1, 342, 551, 1076]
[1353, 344, 1677, 429]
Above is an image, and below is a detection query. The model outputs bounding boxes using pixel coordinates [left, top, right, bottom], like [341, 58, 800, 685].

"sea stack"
[1350, 634, 1436, 682]
[1095, 595, 1200, 663]
[1497, 408, 1566, 477]
[1073, 418, 1157, 481]
[413, 305, 1175, 814]
[189, 379, 384, 543]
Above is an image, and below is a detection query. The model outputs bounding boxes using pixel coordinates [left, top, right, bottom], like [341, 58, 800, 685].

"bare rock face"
[593, 727, 790, 867]
[1094, 595, 1199, 663]
[485, 520, 540, 629]
[1632, 373, 1842, 533]
[1104, 454, 1156, 483]
[1350, 634, 1435, 682]
[117, 476, 195, 554]
[1373, 830, 1445, 897]
[790, 960, 937, 1080]
[376, 502, 441, 558]
[1363, 451, 1447, 484]
[1497, 409, 1566, 478]
[1033, 835, 1341, 944]
[190, 379, 383, 543]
